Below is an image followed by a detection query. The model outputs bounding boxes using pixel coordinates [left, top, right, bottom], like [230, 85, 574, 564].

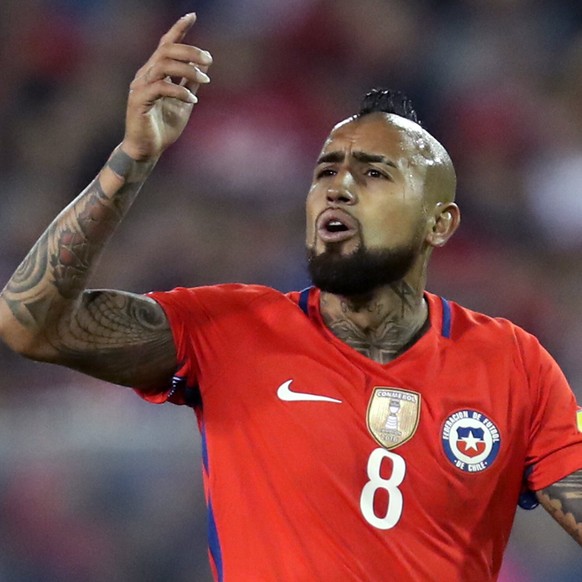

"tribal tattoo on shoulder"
[537, 469, 582, 546]
[57, 289, 175, 386]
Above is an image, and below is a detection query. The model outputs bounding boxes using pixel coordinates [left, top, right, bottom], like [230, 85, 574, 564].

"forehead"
[321, 113, 419, 160]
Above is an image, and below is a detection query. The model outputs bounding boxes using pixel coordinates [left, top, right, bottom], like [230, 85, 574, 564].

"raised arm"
[0, 14, 212, 392]
[536, 469, 582, 546]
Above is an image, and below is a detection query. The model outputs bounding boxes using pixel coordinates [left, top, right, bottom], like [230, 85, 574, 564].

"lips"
[316, 208, 359, 243]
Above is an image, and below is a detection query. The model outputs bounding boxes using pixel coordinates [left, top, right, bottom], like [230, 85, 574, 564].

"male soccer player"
[1, 13, 582, 582]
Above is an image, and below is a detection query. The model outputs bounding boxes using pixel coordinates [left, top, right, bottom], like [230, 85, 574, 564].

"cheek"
[305, 221, 315, 246]
[305, 192, 317, 245]
[363, 206, 424, 248]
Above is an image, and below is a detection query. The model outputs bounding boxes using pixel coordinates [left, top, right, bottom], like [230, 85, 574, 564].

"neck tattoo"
[320, 283, 428, 364]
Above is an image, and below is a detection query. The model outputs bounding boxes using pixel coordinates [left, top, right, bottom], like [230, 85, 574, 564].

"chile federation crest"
[442, 410, 501, 473]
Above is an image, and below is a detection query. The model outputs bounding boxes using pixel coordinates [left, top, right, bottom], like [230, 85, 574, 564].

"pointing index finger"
[159, 12, 197, 47]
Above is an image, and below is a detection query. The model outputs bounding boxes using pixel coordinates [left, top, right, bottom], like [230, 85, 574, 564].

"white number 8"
[360, 448, 406, 530]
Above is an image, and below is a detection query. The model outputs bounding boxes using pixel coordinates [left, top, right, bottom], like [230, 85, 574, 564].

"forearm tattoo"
[0, 149, 174, 384]
[537, 469, 582, 546]
[3, 148, 151, 323]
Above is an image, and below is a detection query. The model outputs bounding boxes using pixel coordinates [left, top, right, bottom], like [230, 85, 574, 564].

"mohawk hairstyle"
[358, 88, 421, 126]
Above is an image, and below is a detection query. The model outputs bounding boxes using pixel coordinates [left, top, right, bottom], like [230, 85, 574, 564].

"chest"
[198, 315, 530, 495]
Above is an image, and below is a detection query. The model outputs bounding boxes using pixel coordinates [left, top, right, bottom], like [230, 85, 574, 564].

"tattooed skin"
[321, 281, 428, 364]
[537, 469, 582, 546]
[389, 281, 415, 317]
[4, 148, 146, 321]
[4, 237, 51, 327]
[1, 148, 176, 388]
[54, 290, 176, 387]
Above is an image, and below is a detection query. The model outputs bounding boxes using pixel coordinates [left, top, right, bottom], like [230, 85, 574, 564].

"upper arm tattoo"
[537, 469, 582, 546]
[51, 290, 177, 388]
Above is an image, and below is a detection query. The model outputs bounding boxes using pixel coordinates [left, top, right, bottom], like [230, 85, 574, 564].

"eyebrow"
[316, 150, 397, 169]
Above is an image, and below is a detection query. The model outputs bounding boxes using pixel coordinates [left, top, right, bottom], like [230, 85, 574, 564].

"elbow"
[0, 327, 47, 361]
[0, 301, 53, 361]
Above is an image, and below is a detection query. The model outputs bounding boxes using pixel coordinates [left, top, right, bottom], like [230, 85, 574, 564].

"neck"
[319, 280, 428, 364]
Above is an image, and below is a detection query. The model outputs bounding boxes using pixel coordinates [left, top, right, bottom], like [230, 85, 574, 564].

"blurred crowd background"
[2, 0, 582, 579]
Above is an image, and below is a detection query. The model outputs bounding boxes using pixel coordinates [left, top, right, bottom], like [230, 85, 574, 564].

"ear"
[425, 202, 460, 248]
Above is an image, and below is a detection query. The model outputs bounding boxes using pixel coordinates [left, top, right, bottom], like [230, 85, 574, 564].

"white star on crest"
[461, 430, 481, 451]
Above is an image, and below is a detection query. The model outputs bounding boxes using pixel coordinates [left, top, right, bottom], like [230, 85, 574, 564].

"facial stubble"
[306, 228, 425, 297]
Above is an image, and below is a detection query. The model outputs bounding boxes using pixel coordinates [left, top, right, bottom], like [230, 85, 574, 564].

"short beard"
[306, 243, 419, 297]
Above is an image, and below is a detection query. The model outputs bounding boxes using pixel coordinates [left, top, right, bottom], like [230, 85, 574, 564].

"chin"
[306, 244, 418, 297]
[315, 240, 361, 257]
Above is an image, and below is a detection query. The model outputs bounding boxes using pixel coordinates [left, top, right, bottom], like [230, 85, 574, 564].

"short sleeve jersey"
[139, 284, 582, 582]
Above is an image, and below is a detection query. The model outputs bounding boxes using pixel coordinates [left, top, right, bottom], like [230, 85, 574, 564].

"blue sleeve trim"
[183, 385, 202, 408]
[298, 286, 312, 316]
[519, 466, 539, 509]
[200, 422, 209, 474]
[518, 490, 539, 510]
[440, 296, 452, 339]
[207, 499, 224, 581]
[170, 375, 201, 408]
[200, 422, 223, 580]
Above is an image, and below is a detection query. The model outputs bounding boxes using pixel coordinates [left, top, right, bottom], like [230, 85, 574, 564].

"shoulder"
[433, 292, 545, 358]
[149, 283, 301, 314]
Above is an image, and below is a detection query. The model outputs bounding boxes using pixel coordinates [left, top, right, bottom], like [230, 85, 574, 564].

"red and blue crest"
[441, 410, 501, 473]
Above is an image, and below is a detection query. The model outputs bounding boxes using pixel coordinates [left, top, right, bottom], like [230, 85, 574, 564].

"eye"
[316, 167, 337, 179]
[366, 168, 388, 179]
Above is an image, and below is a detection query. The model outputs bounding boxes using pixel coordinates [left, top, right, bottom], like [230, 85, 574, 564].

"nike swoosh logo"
[276, 380, 342, 403]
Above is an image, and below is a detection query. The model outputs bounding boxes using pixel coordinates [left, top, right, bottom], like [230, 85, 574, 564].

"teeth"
[325, 219, 348, 233]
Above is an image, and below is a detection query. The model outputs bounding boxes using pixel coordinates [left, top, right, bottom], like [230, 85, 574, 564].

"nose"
[326, 172, 357, 205]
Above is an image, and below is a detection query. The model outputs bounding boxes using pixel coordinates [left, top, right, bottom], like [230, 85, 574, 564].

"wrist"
[119, 140, 162, 164]
[114, 144, 158, 175]
[100, 145, 158, 193]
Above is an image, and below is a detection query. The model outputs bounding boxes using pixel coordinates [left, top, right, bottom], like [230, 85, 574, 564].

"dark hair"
[358, 88, 421, 126]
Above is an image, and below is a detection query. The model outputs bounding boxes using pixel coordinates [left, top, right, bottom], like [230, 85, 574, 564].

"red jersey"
[139, 284, 582, 582]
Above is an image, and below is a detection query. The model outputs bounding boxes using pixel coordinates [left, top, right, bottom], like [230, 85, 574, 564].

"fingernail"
[187, 91, 198, 104]
[201, 50, 213, 65]
[197, 70, 210, 83]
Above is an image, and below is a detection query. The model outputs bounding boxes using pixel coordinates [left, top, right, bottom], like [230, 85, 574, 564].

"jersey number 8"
[359, 448, 406, 529]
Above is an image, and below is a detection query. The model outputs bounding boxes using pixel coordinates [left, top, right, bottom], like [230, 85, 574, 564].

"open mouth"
[317, 209, 358, 243]
[326, 219, 350, 233]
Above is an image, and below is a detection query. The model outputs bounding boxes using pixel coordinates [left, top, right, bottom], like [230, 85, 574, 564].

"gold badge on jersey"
[366, 387, 421, 449]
